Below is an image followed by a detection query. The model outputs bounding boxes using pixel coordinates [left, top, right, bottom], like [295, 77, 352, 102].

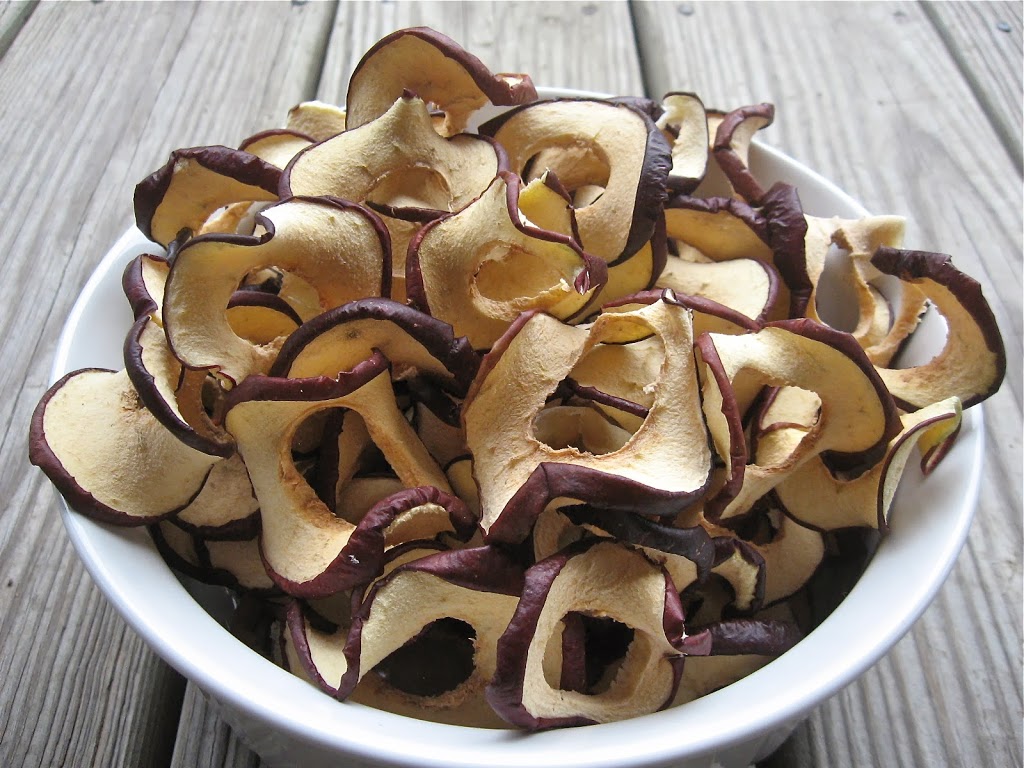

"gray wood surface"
[1, 2, 1020, 767]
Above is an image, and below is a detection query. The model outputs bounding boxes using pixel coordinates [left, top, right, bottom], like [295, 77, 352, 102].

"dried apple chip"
[346, 27, 536, 136]
[465, 297, 712, 543]
[286, 100, 346, 141]
[163, 197, 390, 384]
[487, 540, 711, 729]
[481, 98, 672, 262]
[871, 247, 1006, 409]
[407, 172, 607, 350]
[696, 320, 901, 521]
[775, 396, 963, 531]
[238, 129, 314, 170]
[135, 146, 281, 246]
[29, 369, 218, 525]
[224, 357, 461, 596]
[656, 92, 710, 193]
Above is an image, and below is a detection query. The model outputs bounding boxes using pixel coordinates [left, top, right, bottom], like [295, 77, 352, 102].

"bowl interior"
[50, 88, 981, 768]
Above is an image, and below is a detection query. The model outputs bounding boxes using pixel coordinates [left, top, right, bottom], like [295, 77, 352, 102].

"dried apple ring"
[224, 357, 460, 596]
[173, 454, 260, 539]
[346, 27, 537, 136]
[486, 540, 711, 729]
[407, 172, 607, 350]
[709, 103, 775, 204]
[163, 197, 391, 385]
[238, 129, 314, 170]
[696, 320, 901, 521]
[481, 98, 672, 262]
[286, 100, 346, 141]
[29, 369, 219, 525]
[871, 247, 1006, 409]
[151, 520, 275, 594]
[135, 146, 281, 246]
[122, 253, 169, 323]
[775, 396, 963, 531]
[464, 297, 713, 543]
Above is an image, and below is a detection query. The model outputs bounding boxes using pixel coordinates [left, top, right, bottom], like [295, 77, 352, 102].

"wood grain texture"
[0, 2, 333, 767]
[170, 685, 261, 768]
[0, 0, 35, 59]
[316, 0, 644, 103]
[923, 0, 1023, 169]
[633, 3, 1022, 767]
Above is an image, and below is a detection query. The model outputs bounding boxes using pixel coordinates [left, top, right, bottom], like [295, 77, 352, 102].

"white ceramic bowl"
[50, 89, 982, 768]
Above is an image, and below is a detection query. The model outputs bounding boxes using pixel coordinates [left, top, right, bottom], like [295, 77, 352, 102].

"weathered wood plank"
[923, 0, 1023, 170]
[317, 0, 644, 103]
[632, 3, 1022, 767]
[170, 685, 262, 768]
[0, 0, 36, 59]
[0, 2, 334, 767]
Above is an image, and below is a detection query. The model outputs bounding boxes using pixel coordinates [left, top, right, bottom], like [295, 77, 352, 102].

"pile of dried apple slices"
[29, 27, 1005, 730]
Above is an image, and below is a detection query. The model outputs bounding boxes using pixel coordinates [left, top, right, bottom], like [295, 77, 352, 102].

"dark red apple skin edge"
[149, 521, 280, 597]
[711, 103, 775, 206]
[228, 289, 305, 327]
[133, 146, 282, 243]
[285, 599, 342, 696]
[173, 507, 261, 542]
[711, 536, 767, 615]
[121, 253, 168, 319]
[345, 26, 537, 131]
[28, 369, 213, 526]
[123, 315, 237, 458]
[699, 617, 803, 656]
[871, 246, 1006, 410]
[403, 171, 609, 337]
[479, 99, 672, 265]
[257, 471, 474, 600]
[562, 504, 716, 579]
[694, 334, 749, 523]
[237, 127, 316, 152]
[760, 183, 813, 319]
[486, 539, 708, 730]
[336, 544, 525, 700]
[604, 287, 762, 333]
[269, 297, 480, 396]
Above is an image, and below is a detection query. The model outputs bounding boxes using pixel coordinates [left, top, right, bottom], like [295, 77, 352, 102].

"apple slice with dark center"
[346, 27, 536, 136]
[406, 172, 607, 350]
[486, 540, 711, 729]
[464, 297, 712, 543]
[480, 98, 672, 263]
[135, 146, 281, 246]
[29, 369, 219, 525]
[163, 197, 390, 385]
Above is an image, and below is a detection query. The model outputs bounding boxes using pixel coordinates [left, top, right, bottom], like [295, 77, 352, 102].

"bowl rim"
[50, 87, 983, 767]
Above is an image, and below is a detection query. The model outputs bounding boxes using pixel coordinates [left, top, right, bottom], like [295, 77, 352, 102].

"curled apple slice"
[134, 146, 281, 246]
[710, 103, 774, 204]
[124, 315, 234, 456]
[696, 320, 901, 521]
[324, 546, 522, 727]
[271, 298, 479, 396]
[29, 369, 218, 525]
[481, 98, 672, 262]
[656, 92, 709, 193]
[871, 247, 1006, 409]
[151, 520, 276, 593]
[465, 297, 712, 543]
[407, 172, 607, 350]
[283, 94, 502, 215]
[238, 129, 314, 170]
[775, 397, 963, 531]
[174, 454, 259, 539]
[286, 100, 346, 141]
[346, 27, 536, 136]
[223, 357, 458, 596]
[487, 540, 711, 729]
[163, 197, 391, 385]
[122, 253, 169, 322]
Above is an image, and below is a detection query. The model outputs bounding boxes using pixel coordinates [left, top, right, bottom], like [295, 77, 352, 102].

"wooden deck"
[1, 2, 1020, 766]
